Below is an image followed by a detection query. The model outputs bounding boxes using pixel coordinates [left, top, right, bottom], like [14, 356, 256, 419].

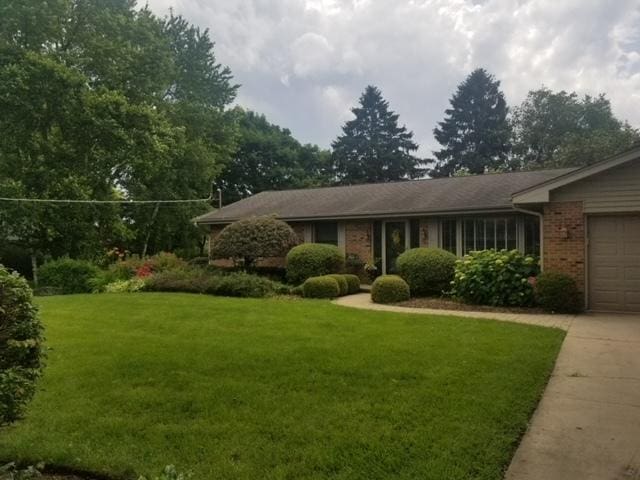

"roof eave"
[195, 205, 519, 225]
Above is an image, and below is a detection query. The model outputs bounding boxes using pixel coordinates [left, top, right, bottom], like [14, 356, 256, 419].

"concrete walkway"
[333, 293, 640, 480]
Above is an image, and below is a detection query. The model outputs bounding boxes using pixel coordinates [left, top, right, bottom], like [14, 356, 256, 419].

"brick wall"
[543, 201, 586, 292]
[344, 220, 372, 280]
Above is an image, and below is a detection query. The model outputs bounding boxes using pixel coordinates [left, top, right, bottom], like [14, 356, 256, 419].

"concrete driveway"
[506, 313, 640, 480]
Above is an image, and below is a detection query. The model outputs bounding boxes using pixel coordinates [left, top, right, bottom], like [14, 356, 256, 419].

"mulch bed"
[395, 297, 547, 315]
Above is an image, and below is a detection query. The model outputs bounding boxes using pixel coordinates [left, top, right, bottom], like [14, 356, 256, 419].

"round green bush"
[302, 275, 340, 298]
[0, 265, 44, 424]
[371, 275, 410, 304]
[342, 274, 361, 294]
[286, 243, 345, 285]
[396, 247, 457, 296]
[535, 271, 583, 313]
[38, 257, 100, 294]
[326, 274, 348, 296]
[450, 249, 539, 307]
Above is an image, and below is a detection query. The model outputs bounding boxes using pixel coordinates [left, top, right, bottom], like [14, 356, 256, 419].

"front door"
[383, 221, 408, 274]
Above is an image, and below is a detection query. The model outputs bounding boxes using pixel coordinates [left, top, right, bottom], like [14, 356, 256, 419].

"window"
[410, 219, 421, 248]
[314, 222, 338, 245]
[523, 216, 540, 256]
[441, 218, 457, 254]
[462, 217, 518, 254]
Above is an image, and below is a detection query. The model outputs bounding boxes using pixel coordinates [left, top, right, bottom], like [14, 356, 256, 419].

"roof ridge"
[254, 167, 574, 195]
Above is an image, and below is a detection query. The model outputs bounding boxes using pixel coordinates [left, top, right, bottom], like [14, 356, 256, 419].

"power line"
[0, 197, 212, 204]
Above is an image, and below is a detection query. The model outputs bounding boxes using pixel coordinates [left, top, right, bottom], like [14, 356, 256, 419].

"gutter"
[512, 205, 544, 270]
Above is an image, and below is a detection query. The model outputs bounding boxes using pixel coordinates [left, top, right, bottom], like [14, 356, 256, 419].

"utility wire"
[0, 196, 212, 204]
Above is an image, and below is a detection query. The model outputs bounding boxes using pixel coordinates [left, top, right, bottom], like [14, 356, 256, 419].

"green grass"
[0, 293, 565, 480]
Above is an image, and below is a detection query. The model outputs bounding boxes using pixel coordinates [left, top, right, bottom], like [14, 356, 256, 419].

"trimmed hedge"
[535, 272, 583, 313]
[144, 268, 287, 298]
[450, 249, 539, 307]
[396, 247, 457, 296]
[38, 257, 100, 294]
[286, 243, 345, 285]
[371, 275, 410, 304]
[343, 274, 361, 294]
[0, 265, 44, 424]
[302, 275, 340, 298]
[326, 274, 348, 296]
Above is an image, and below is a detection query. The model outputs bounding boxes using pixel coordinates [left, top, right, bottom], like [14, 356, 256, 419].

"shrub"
[138, 465, 192, 480]
[104, 278, 146, 293]
[38, 257, 100, 294]
[0, 265, 44, 424]
[371, 275, 410, 304]
[450, 249, 539, 307]
[290, 284, 304, 296]
[326, 274, 348, 296]
[343, 274, 361, 294]
[212, 216, 299, 269]
[214, 272, 286, 298]
[302, 276, 340, 298]
[396, 247, 457, 296]
[144, 268, 285, 298]
[286, 243, 345, 285]
[535, 272, 583, 313]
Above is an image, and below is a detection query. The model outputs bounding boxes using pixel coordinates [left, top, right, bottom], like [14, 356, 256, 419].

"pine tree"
[430, 69, 511, 177]
[331, 85, 424, 184]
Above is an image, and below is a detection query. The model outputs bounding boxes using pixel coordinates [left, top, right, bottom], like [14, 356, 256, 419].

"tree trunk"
[31, 254, 38, 289]
[141, 202, 160, 258]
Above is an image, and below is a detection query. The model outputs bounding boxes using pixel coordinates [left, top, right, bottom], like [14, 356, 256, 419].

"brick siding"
[344, 221, 372, 281]
[543, 201, 586, 293]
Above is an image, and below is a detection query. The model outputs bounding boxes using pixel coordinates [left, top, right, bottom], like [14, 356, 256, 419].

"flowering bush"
[450, 249, 539, 307]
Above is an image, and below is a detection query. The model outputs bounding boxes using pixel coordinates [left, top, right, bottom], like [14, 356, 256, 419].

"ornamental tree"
[211, 216, 299, 269]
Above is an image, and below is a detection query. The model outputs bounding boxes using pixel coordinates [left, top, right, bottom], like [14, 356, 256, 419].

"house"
[196, 144, 640, 312]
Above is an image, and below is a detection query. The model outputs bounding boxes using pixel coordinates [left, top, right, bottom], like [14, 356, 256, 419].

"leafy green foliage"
[212, 217, 299, 269]
[0, 265, 44, 425]
[535, 272, 583, 313]
[431, 69, 511, 177]
[511, 88, 639, 169]
[144, 268, 287, 298]
[450, 250, 539, 307]
[285, 243, 345, 285]
[396, 248, 457, 296]
[218, 109, 332, 204]
[302, 276, 341, 299]
[38, 258, 100, 294]
[371, 275, 410, 304]
[0, 2, 239, 260]
[104, 278, 146, 293]
[342, 274, 361, 294]
[326, 274, 348, 296]
[331, 85, 424, 184]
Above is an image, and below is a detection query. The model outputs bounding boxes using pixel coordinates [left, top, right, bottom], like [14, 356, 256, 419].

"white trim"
[513, 147, 640, 204]
[337, 222, 346, 253]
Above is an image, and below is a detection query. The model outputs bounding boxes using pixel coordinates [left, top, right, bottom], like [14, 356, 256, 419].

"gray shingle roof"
[195, 168, 575, 224]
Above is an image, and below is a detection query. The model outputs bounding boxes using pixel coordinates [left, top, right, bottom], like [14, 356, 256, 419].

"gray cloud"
[146, 0, 640, 155]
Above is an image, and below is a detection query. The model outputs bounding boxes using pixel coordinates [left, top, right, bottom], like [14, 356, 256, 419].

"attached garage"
[588, 215, 640, 312]
[513, 145, 640, 313]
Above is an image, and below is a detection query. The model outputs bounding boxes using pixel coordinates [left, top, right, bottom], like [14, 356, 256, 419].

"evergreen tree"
[430, 69, 511, 177]
[331, 85, 423, 184]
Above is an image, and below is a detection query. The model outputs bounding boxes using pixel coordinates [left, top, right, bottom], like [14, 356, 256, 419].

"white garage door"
[588, 215, 640, 312]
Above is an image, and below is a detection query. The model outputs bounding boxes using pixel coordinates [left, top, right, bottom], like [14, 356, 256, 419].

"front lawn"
[0, 293, 565, 480]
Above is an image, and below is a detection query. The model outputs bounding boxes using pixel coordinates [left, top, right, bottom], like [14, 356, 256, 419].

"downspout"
[512, 205, 544, 270]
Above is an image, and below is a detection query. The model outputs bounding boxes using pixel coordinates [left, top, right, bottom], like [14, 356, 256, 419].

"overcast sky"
[145, 0, 640, 155]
